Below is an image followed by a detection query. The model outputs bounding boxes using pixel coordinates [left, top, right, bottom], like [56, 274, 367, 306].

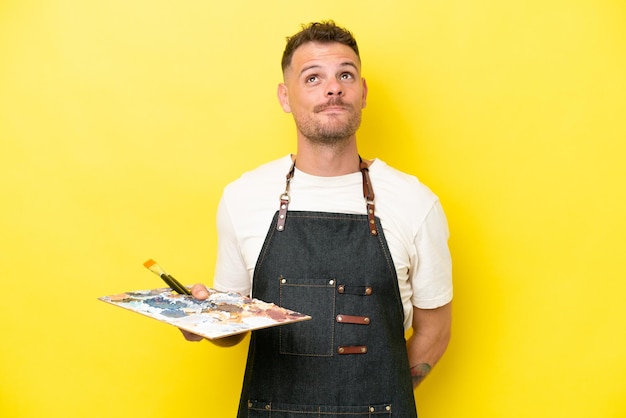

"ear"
[361, 77, 368, 109]
[277, 83, 291, 113]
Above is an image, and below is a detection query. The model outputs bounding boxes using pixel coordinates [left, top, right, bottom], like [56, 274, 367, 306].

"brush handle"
[168, 274, 192, 295]
[159, 273, 191, 295]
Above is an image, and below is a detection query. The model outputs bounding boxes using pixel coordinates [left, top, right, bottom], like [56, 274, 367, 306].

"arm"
[406, 302, 452, 388]
[406, 200, 452, 387]
[179, 194, 251, 346]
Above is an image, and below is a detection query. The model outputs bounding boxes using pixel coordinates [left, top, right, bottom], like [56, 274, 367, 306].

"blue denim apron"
[238, 161, 417, 417]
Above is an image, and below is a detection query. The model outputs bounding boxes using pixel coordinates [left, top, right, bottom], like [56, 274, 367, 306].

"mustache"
[314, 98, 353, 113]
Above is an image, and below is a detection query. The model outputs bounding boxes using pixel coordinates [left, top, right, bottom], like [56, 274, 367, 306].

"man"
[186, 21, 452, 417]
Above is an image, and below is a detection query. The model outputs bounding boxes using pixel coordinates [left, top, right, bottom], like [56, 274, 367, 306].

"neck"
[294, 137, 361, 176]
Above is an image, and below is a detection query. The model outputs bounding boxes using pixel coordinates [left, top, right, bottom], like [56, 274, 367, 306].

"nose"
[325, 79, 343, 97]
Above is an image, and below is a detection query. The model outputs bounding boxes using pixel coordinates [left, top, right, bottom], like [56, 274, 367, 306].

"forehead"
[286, 42, 361, 77]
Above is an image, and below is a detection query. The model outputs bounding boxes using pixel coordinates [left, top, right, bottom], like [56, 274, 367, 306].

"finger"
[191, 283, 209, 300]
[180, 328, 205, 342]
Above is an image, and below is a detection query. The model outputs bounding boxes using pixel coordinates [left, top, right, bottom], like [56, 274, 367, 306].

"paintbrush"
[143, 259, 191, 295]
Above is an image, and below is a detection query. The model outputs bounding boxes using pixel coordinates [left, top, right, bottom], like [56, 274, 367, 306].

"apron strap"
[276, 159, 296, 232]
[360, 159, 378, 236]
[276, 156, 378, 236]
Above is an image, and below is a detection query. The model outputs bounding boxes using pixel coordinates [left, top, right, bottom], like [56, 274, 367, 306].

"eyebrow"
[299, 61, 359, 78]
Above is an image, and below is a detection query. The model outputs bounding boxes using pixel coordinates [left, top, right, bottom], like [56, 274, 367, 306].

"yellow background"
[1, 0, 625, 417]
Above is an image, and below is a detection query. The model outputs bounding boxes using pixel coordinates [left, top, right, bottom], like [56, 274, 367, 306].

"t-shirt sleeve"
[212, 195, 252, 296]
[410, 200, 453, 309]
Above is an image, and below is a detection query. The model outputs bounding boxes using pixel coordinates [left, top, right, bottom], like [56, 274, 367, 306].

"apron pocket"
[247, 400, 393, 417]
[279, 276, 336, 356]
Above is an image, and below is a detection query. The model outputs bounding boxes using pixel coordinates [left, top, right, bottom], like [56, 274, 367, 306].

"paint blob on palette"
[99, 287, 311, 339]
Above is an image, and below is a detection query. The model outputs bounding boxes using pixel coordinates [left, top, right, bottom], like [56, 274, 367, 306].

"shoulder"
[370, 159, 439, 209]
[368, 159, 444, 240]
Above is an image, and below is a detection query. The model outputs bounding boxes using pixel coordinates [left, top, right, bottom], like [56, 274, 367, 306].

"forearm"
[406, 331, 447, 387]
[407, 302, 452, 387]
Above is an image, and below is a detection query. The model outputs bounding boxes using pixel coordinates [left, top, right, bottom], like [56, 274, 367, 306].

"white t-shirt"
[213, 155, 453, 329]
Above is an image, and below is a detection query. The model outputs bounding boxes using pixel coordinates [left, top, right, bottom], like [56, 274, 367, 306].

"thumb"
[191, 283, 210, 300]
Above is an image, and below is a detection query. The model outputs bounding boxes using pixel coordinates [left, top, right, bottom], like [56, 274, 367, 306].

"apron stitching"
[256, 219, 277, 274]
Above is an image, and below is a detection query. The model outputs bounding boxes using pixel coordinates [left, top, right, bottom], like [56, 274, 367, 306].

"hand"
[179, 283, 211, 342]
[180, 328, 205, 342]
[190, 283, 210, 300]
[178, 284, 248, 346]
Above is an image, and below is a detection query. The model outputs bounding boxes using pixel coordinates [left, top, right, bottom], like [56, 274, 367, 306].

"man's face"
[278, 42, 368, 145]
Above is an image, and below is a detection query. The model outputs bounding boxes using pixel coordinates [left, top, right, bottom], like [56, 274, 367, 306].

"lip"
[318, 106, 348, 113]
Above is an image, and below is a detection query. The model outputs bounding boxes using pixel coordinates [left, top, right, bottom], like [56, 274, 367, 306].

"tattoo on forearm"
[410, 363, 432, 387]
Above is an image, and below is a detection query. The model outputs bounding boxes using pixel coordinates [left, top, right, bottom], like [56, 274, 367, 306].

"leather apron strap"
[276, 156, 378, 236]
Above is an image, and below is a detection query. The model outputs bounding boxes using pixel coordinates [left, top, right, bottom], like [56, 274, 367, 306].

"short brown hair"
[281, 21, 360, 72]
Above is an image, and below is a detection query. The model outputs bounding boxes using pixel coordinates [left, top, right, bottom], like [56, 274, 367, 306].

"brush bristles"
[143, 259, 165, 276]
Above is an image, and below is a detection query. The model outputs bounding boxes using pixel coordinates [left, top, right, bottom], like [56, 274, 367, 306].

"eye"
[340, 72, 354, 80]
[305, 75, 319, 83]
